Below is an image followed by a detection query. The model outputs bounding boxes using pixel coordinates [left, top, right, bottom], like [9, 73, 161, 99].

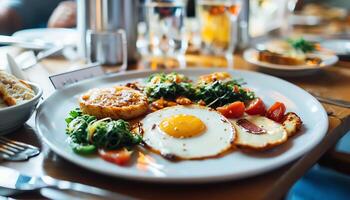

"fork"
[0, 137, 40, 161]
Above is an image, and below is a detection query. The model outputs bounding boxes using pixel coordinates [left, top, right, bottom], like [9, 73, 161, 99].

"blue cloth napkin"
[287, 132, 350, 200]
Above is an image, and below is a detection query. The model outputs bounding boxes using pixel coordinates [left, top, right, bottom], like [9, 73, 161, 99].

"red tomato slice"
[216, 101, 245, 118]
[245, 98, 266, 115]
[98, 149, 132, 166]
[266, 102, 286, 122]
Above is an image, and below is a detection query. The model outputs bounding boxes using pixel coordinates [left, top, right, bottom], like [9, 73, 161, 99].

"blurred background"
[0, 1, 349, 199]
[1, 0, 349, 68]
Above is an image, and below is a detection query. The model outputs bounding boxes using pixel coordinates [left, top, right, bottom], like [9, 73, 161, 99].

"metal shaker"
[86, 29, 127, 70]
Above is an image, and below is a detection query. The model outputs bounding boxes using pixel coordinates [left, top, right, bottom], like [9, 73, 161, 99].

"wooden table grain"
[1, 50, 350, 200]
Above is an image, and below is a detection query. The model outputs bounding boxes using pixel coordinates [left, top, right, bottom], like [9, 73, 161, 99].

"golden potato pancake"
[79, 86, 148, 120]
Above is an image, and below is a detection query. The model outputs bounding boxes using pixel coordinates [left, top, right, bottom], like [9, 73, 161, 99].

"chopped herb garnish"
[195, 79, 255, 108]
[287, 38, 316, 53]
[145, 72, 195, 102]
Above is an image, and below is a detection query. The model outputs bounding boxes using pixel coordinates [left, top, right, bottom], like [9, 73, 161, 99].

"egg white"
[231, 115, 288, 149]
[141, 105, 235, 159]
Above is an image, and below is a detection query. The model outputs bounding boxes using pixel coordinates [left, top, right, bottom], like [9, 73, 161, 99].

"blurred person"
[48, 1, 76, 28]
[0, 0, 74, 35]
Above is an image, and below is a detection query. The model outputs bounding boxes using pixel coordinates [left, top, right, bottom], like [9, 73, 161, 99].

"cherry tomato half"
[266, 102, 286, 122]
[216, 101, 245, 118]
[245, 98, 266, 115]
[98, 148, 132, 166]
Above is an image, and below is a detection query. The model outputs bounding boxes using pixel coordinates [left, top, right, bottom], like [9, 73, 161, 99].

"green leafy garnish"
[65, 108, 96, 144]
[146, 72, 189, 83]
[90, 119, 142, 150]
[195, 79, 255, 108]
[145, 72, 195, 101]
[65, 108, 141, 154]
[72, 144, 97, 155]
[144, 72, 255, 107]
[287, 38, 316, 53]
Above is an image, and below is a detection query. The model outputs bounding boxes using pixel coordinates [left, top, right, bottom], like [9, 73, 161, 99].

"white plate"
[321, 39, 350, 55]
[35, 68, 328, 183]
[243, 48, 338, 76]
[13, 28, 78, 49]
[290, 14, 323, 26]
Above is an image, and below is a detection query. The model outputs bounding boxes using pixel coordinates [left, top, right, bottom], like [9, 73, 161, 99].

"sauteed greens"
[196, 79, 255, 108]
[65, 108, 142, 154]
[145, 72, 195, 102]
[144, 72, 255, 108]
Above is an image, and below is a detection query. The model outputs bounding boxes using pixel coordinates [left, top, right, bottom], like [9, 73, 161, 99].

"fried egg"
[231, 115, 288, 150]
[141, 105, 235, 160]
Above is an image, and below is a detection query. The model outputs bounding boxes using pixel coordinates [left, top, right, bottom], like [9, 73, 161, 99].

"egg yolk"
[159, 114, 206, 138]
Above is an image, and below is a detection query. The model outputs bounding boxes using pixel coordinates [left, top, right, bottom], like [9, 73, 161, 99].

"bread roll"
[0, 70, 35, 106]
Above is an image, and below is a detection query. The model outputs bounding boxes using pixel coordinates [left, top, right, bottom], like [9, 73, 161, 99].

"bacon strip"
[236, 119, 266, 135]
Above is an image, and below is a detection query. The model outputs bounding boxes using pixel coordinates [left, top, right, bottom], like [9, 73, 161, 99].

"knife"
[19, 45, 65, 70]
[0, 35, 52, 50]
[0, 166, 137, 200]
[40, 188, 101, 200]
[308, 91, 350, 108]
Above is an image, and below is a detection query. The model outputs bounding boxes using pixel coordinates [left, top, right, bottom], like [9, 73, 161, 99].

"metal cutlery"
[0, 137, 40, 161]
[0, 166, 137, 200]
[39, 188, 127, 200]
[20, 45, 66, 70]
[3, 34, 73, 72]
[309, 92, 350, 108]
[0, 35, 52, 50]
[8, 45, 67, 72]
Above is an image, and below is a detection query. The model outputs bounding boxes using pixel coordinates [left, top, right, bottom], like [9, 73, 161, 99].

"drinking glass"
[86, 29, 127, 71]
[196, 0, 242, 56]
[249, 0, 293, 37]
[146, 0, 188, 56]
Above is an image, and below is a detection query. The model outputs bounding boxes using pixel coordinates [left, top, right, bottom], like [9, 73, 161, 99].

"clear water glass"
[146, 0, 188, 56]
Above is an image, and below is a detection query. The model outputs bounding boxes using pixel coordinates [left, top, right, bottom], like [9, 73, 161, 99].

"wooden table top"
[1, 49, 350, 200]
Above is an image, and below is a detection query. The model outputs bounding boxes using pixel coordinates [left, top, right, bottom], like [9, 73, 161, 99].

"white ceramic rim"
[35, 68, 329, 183]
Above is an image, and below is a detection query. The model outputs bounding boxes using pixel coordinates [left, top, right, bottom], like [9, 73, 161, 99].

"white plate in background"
[243, 48, 338, 77]
[13, 28, 78, 49]
[320, 39, 350, 55]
